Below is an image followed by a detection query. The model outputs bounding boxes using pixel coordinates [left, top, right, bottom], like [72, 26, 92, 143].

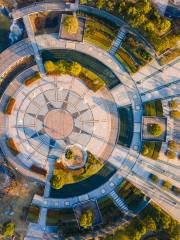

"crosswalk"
[109, 190, 129, 214]
[109, 27, 127, 56]
[23, 15, 45, 74]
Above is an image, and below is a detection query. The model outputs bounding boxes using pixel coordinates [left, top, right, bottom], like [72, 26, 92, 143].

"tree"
[51, 175, 64, 189]
[159, 18, 171, 34]
[143, 22, 155, 33]
[168, 100, 179, 109]
[168, 140, 178, 150]
[147, 123, 163, 137]
[63, 15, 79, 34]
[149, 174, 159, 183]
[2, 222, 15, 238]
[144, 216, 157, 232]
[165, 150, 176, 159]
[70, 62, 82, 76]
[95, 0, 105, 9]
[79, 209, 94, 229]
[170, 110, 180, 119]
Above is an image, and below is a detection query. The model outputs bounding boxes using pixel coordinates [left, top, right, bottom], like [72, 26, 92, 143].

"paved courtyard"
[0, 75, 118, 170]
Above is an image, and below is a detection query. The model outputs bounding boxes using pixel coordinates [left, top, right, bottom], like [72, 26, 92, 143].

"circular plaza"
[0, 1, 179, 239]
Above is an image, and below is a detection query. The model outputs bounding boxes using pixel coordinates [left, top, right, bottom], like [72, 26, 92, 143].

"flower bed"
[4, 98, 16, 115]
[115, 48, 139, 74]
[6, 138, 20, 156]
[44, 60, 105, 92]
[24, 72, 41, 86]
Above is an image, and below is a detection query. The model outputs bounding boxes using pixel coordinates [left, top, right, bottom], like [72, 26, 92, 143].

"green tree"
[170, 110, 180, 119]
[79, 209, 94, 229]
[143, 22, 155, 33]
[168, 140, 178, 150]
[70, 62, 82, 76]
[168, 100, 179, 109]
[159, 18, 171, 34]
[165, 150, 176, 159]
[147, 123, 163, 137]
[149, 174, 159, 183]
[144, 216, 157, 232]
[2, 222, 15, 238]
[63, 15, 79, 34]
[95, 0, 105, 9]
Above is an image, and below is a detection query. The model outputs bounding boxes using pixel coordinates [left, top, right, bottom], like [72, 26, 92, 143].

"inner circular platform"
[0, 75, 119, 169]
[44, 109, 74, 139]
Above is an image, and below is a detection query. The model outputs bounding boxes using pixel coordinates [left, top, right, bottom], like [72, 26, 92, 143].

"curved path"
[12, 1, 78, 19]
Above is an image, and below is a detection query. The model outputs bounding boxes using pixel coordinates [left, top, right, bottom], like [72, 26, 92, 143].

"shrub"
[79, 209, 94, 229]
[51, 175, 64, 189]
[2, 222, 15, 238]
[6, 138, 20, 155]
[24, 72, 41, 86]
[142, 145, 149, 155]
[168, 140, 178, 150]
[63, 15, 79, 34]
[171, 186, 180, 196]
[147, 123, 163, 137]
[4, 98, 16, 115]
[149, 174, 159, 183]
[65, 149, 74, 160]
[170, 110, 180, 119]
[168, 100, 179, 109]
[70, 62, 82, 76]
[165, 150, 176, 159]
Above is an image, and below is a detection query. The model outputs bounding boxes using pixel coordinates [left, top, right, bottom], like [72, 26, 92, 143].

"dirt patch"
[0, 174, 39, 239]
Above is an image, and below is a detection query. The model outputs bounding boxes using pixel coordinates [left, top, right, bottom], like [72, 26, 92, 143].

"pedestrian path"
[23, 15, 45, 74]
[109, 190, 129, 214]
[109, 27, 126, 56]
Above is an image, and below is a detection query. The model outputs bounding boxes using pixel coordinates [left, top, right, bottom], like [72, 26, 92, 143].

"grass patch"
[116, 181, 145, 211]
[122, 33, 152, 67]
[143, 100, 163, 117]
[159, 48, 180, 65]
[142, 141, 162, 160]
[51, 151, 104, 189]
[98, 196, 123, 224]
[84, 17, 117, 51]
[115, 48, 139, 74]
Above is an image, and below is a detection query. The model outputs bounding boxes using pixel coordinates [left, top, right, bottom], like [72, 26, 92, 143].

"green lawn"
[121, 34, 152, 67]
[115, 48, 139, 74]
[143, 100, 163, 116]
[142, 141, 162, 160]
[116, 181, 146, 211]
[98, 196, 123, 225]
[159, 48, 180, 65]
[84, 17, 117, 51]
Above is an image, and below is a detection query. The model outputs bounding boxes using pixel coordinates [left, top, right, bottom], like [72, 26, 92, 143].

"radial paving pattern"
[1, 75, 118, 169]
